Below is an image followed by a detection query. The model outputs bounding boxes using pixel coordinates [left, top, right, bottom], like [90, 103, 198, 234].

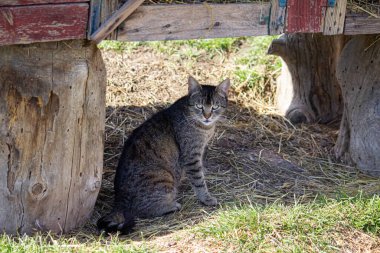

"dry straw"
[348, 0, 380, 18]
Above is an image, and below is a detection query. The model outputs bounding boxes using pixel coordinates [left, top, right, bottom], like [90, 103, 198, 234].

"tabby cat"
[97, 76, 230, 234]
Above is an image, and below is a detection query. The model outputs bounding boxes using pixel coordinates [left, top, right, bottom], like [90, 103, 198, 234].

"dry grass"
[70, 38, 380, 251]
[348, 0, 380, 18]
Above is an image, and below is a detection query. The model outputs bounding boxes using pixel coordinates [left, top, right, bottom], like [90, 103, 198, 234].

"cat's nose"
[203, 112, 211, 119]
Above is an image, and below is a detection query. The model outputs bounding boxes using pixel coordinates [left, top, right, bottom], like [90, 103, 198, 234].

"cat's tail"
[97, 210, 135, 234]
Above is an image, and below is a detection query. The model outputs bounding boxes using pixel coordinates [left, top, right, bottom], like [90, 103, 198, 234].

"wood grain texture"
[89, 0, 120, 40]
[286, 0, 326, 33]
[268, 33, 348, 124]
[335, 35, 380, 176]
[0, 40, 106, 234]
[323, 0, 347, 35]
[344, 14, 380, 35]
[90, 0, 145, 43]
[269, 0, 286, 35]
[0, 0, 88, 6]
[88, 0, 102, 36]
[116, 3, 270, 41]
[0, 4, 88, 46]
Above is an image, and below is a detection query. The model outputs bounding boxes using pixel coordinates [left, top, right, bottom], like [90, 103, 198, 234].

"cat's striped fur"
[97, 76, 230, 234]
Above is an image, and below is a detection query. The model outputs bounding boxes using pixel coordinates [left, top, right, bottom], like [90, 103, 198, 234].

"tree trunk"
[268, 33, 348, 124]
[0, 40, 106, 234]
[335, 35, 380, 176]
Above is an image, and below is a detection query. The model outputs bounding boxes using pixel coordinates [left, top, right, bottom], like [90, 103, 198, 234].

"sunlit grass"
[99, 36, 281, 100]
[195, 193, 380, 252]
[2, 193, 379, 252]
[0, 233, 154, 253]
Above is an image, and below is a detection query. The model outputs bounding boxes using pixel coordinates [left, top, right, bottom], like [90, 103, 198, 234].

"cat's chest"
[195, 127, 215, 145]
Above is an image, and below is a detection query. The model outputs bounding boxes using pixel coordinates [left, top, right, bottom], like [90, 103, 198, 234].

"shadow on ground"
[82, 100, 374, 239]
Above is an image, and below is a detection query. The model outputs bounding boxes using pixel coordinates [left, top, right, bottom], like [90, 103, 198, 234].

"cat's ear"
[188, 76, 201, 94]
[217, 78, 230, 96]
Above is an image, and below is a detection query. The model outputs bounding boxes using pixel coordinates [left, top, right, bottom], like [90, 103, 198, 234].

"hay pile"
[84, 39, 378, 239]
[348, 0, 380, 17]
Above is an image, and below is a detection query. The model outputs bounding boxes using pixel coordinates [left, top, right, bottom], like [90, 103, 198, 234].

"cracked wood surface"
[116, 3, 270, 41]
[0, 3, 88, 46]
[335, 35, 380, 176]
[0, 40, 106, 234]
[268, 33, 348, 124]
[286, 0, 326, 33]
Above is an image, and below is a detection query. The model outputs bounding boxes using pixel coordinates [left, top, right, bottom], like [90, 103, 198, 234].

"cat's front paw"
[200, 195, 218, 206]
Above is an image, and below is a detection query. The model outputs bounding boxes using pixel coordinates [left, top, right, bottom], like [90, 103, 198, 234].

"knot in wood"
[31, 182, 46, 197]
[95, 180, 101, 189]
[87, 179, 101, 192]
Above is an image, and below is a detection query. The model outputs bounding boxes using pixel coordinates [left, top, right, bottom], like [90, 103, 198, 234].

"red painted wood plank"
[286, 0, 327, 33]
[0, 3, 88, 45]
[0, 1, 88, 6]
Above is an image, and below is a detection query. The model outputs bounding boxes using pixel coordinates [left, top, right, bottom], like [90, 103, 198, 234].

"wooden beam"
[269, 0, 286, 35]
[90, 0, 145, 44]
[116, 3, 271, 42]
[344, 14, 380, 35]
[0, 3, 88, 46]
[88, 0, 120, 40]
[323, 0, 347, 35]
[0, 0, 88, 6]
[286, 0, 326, 33]
[88, 0, 102, 37]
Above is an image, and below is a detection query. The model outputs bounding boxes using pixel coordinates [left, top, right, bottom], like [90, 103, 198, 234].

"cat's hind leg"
[97, 210, 135, 234]
[134, 184, 182, 218]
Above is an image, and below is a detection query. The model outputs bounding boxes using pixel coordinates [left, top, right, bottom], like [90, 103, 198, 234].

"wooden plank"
[344, 14, 380, 35]
[0, 3, 88, 46]
[88, 0, 120, 39]
[116, 3, 270, 42]
[269, 0, 286, 35]
[286, 0, 327, 33]
[323, 0, 347, 35]
[98, 0, 119, 40]
[88, 0, 102, 37]
[90, 0, 145, 44]
[0, 0, 88, 6]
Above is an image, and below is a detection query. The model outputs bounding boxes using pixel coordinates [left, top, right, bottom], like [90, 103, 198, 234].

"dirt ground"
[81, 41, 380, 251]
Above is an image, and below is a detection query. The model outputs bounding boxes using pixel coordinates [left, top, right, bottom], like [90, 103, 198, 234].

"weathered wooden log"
[0, 40, 106, 234]
[268, 33, 348, 124]
[335, 35, 380, 176]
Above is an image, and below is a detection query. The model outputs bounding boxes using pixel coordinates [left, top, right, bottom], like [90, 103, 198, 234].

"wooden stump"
[335, 35, 380, 176]
[268, 33, 348, 124]
[0, 40, 106, 234]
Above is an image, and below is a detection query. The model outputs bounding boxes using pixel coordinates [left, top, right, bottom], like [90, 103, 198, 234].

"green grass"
[98, 37, 241, 55]
[99, 36, 281, 98]
[195, 193, 380, 252]
[0, 233, 154, 253]
[2, 194, 379, 252]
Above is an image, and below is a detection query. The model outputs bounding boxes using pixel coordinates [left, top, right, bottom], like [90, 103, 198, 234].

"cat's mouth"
[203, 119, 213, 125]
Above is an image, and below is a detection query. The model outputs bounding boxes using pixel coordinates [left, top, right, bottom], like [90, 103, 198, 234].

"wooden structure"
[0, 0, 379, 234]
[0, 0, 380, 46]
[0, 41, 106, 234]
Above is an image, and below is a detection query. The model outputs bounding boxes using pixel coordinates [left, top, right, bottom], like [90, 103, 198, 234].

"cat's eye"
[212, 105, 220, 110]
[195, 104, 203, 109]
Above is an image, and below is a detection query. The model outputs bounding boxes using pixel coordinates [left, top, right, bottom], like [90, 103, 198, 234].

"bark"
[268, 33, 348, 124]
[335, 35, 380, 176]
[0, 40, 106, 234]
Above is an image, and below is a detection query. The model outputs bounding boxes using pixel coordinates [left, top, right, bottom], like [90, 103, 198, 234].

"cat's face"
[187, 76, 230, 127]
